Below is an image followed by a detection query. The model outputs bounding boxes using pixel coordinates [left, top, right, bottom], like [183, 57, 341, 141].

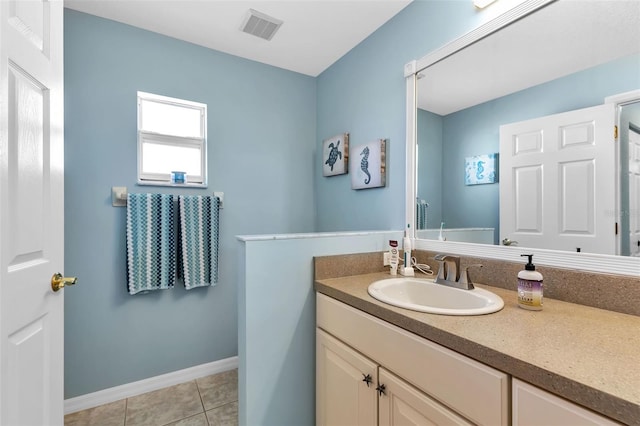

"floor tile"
[196, 370, 238, 411]
[64, 399, 126, 426]
[165, 412, 209, 426]
[206, 402, 238, 426]
[125, 381, 204, 426]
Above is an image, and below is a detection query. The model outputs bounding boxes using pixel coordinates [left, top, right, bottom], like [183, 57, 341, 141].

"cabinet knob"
[362, 373, 372, 387]
[376, 383, 386, 396]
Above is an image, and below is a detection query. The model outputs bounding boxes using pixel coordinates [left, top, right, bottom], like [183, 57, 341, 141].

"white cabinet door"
[512, 379, 620, 426]
[500, 104, 616, 254]
[316, 329, 378, 426]
[378, 367, 473, 426]
[0, 1, 65, 424]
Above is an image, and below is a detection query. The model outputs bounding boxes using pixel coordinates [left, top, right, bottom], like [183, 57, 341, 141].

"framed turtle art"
[322, 133, 349, 176]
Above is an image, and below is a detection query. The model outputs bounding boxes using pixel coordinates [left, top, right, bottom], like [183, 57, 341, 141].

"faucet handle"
[434, 254, 460, 281]
[459, 264, 483, 289]
[434, 254, 452, 283]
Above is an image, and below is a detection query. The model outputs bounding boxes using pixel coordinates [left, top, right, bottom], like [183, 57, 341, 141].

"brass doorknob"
[51, 273, 77, 292]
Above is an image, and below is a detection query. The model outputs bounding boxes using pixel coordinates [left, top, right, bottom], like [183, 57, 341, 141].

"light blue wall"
[417, 108, 443, 227]
[431, 53, 640, 242]
[64, 9, 316, 398]
[239, 231, 401, 426]
[315, 0, 495, 232]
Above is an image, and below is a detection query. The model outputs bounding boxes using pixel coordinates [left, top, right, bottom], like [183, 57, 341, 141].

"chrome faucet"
[434, 254, 482, 290]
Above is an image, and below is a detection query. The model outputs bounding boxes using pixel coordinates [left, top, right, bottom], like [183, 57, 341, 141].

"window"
[137, 91, 207, 186]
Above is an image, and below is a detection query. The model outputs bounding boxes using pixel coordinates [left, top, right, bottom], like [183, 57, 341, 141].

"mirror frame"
[405, 0, 639, 276]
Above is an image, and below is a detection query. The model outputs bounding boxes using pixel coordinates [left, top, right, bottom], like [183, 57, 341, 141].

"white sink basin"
[367, 277, 504, 316]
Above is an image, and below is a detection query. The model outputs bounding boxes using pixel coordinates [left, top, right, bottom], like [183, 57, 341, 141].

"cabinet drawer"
[512, 379, 621, 425]
[317, 293, 509, 426]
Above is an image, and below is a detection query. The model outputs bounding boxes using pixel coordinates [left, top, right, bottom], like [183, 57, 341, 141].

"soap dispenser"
[517, 254, 543, 311]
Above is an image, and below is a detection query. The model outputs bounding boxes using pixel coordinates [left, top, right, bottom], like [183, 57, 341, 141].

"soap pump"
[517, 254, 543, 311]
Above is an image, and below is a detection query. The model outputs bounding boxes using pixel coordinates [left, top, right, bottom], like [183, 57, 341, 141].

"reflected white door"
[500, 104, 616, 255]
[0, 0, 65, 425]
[629, 127, 640, 256]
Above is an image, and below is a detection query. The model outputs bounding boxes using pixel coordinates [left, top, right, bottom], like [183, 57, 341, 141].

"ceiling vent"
[240, 9, 283, 41]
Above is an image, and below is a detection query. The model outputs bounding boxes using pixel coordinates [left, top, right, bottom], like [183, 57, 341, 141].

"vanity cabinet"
[512, 379, 621, 426]
[317, 329, 472, 425]
[316, 293, 510, 425]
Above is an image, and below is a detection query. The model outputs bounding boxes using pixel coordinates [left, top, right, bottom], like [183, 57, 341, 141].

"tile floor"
[65, 369, 238, 426]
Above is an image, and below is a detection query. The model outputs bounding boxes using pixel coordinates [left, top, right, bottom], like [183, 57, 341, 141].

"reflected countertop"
[315, 272, 640, 425]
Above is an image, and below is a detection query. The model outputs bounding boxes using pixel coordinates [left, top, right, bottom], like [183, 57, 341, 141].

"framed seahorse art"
[322, 133, 349, 177]
[464, 153, 499, 185]
[350, 139, 386, 190]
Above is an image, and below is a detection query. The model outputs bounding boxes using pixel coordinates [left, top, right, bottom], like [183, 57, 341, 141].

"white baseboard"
[64, 356, 238, 415]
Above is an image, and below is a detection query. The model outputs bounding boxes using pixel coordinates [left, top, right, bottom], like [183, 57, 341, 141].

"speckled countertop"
[315, 272, 640, 425]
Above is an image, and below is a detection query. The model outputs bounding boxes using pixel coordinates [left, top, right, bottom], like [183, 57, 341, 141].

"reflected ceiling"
[418, 0, 640, 115]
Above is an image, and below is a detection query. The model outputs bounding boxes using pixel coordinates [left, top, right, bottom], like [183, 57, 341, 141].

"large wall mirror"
[406, 0, 640, 276]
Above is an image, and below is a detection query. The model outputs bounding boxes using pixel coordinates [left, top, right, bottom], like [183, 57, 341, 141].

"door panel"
[8, 0, 48, 53]
[1, 0, 64, 424]
[7, 317, 50, 425]
[559, 159, 594, 234]
[513, 165, 542, 232]
[9, 64, 46, 260]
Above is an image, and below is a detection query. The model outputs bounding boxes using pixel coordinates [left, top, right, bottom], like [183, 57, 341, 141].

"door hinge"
[614, 125, 618, 140]
[615, 222, 619, 235]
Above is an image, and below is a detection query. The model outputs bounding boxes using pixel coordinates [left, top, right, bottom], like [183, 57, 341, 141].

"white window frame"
[137, 91, 207, 187]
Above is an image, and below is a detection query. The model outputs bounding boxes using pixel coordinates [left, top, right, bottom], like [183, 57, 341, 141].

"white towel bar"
[111, 187, 224, 208]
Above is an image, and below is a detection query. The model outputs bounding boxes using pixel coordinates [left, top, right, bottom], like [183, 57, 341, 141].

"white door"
[378, 368, 473, 426]
[0, 0, 65, 425]
[500, 104, 616, 255]
[316, 329, 378, 426]
[628, 126, 640, 256]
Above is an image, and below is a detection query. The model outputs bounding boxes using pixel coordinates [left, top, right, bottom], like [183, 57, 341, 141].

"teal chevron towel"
[417, 199, 428, 230]
[126, 193, 176, 295]
[178, 195, 220, 290]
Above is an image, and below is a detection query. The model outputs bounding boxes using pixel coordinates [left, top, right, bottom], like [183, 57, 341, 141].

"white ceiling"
[64, 0, 413, 77]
